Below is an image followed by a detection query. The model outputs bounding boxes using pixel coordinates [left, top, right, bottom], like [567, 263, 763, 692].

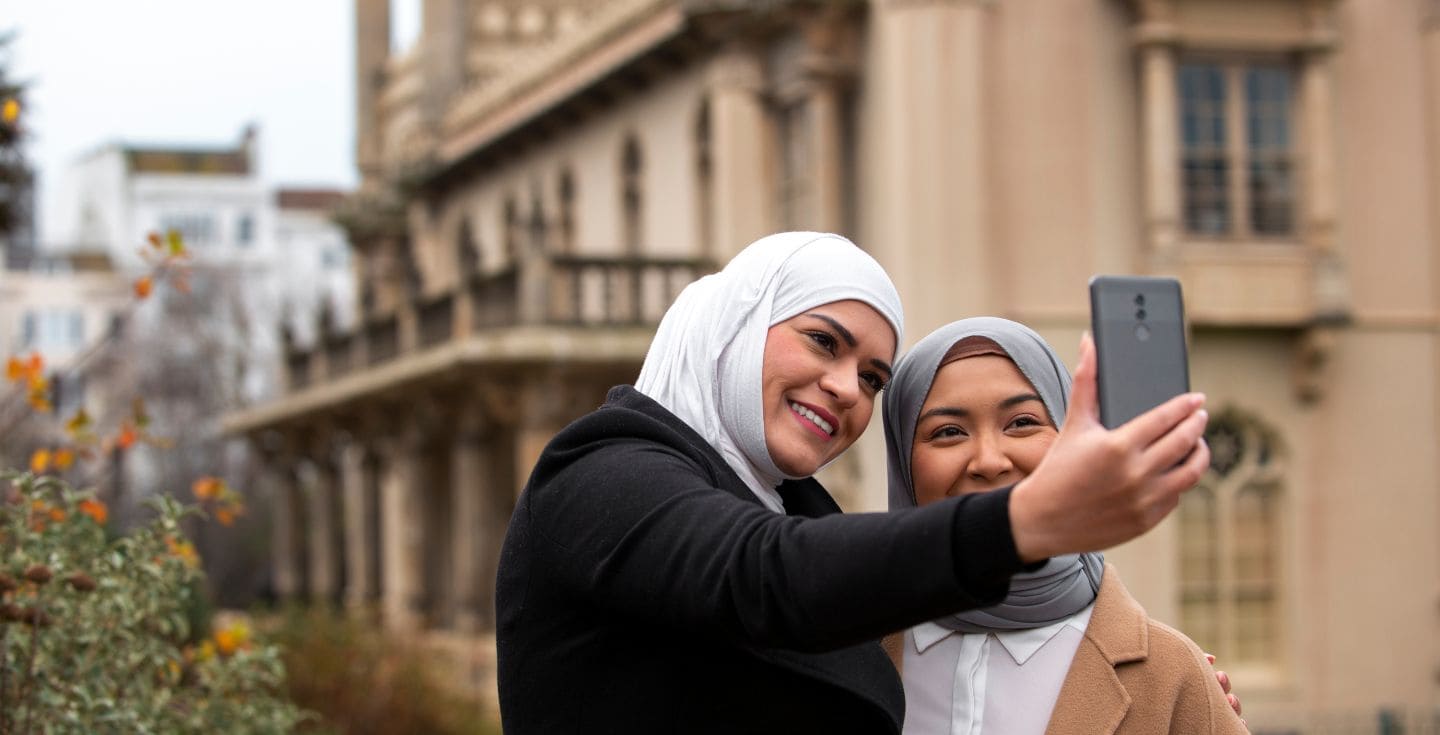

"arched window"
[1177, 409, 1284, 668]
[528, 187, 548, 254]
[621, 134, 643, 255]
[503, 196, 520, 266]
[457, 217, 479, 275]
[694, 98, 714, 258]
[557, 168, 576, 254]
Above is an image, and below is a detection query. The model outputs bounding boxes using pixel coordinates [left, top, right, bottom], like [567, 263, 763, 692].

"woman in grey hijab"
[884, 317, 1247, 735]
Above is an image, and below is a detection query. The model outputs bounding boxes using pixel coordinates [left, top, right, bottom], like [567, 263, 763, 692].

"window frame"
[1178, 52, 1301, 244]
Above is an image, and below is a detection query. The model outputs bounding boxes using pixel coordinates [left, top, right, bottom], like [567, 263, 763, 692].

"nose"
[967, 434, 1014, 483]
[818, 361, 860, 409]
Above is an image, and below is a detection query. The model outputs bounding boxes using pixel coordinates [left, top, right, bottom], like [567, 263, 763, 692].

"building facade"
[50, 127, 356, 404]
[227, 0, 1440, 729]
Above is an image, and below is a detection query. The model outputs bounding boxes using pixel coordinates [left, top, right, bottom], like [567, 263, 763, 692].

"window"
[159, 212, 218, 248]
[695, 98, 714, 257]
[21, 311, 35, 348]
[557, 168, 576, 254]
[528, 189, 548, 254]
[620, 135, 643, 255]
[1180, 60, 1296, 239]
[236, 212, 255, 246]
[23, 309, 86, 350]
[457, 218, 479, 274]
[503, 197, 520, 265]
[1178, 410, 1284, 668]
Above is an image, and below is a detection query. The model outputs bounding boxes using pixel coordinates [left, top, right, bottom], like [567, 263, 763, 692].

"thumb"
[1064, 332, 1101, 431]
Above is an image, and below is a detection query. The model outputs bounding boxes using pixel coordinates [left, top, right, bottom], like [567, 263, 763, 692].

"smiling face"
[910, 352, 1059, 505]
[761, 300, 896, 477]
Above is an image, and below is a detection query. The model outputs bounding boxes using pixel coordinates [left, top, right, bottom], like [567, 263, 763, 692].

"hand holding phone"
[1088, 275, 1191, 429]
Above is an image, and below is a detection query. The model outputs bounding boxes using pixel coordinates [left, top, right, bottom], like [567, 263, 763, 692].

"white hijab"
[636, 232, 904, 512]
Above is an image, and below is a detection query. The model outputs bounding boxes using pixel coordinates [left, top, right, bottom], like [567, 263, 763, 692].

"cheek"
[1012, 433, 1058, 476]
[909, 448, 957, 506]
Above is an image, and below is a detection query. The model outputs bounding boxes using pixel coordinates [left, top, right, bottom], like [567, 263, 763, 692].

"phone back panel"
[1089, 275, 1191, 429]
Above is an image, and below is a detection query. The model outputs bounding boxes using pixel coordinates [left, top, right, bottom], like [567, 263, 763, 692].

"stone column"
[1300, 6, 1345, 318]
[872, 0, 993, 331]
[707, 42, 772, 261]
[1134, 0, 1181, 261]
[340, 440, 375, 610]
[354, 0, 390, 180]
[801, 8, 855, 235]
[264, 452, 303, 601]
[378, 421, 426, 631]
[303, 454, 341, 605]
[450, 402, 489, 633]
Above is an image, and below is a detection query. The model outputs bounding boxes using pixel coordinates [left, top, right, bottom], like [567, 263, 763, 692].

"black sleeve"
[522, 431, 1026, 652]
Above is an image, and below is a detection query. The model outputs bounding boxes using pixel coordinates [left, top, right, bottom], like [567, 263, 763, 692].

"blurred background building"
[224, 0, 1440, 730]
[0, 118, 357, 599]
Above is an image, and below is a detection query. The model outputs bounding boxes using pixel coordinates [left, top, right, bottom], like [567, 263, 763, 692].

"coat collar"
[1044, 563, 1149, 735]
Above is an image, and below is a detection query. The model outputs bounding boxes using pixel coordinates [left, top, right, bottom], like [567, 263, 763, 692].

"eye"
[806, 330, 838, 354]
[1006, 415, 1048, 432]
[860, 372, 886, 393]
[925, 425, 966, 441]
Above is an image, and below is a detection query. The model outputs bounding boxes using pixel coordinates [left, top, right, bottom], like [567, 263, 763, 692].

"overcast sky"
[0, 0, 423, 245]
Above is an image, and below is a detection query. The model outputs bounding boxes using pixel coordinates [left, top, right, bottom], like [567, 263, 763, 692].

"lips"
[788, 400, 836, 438]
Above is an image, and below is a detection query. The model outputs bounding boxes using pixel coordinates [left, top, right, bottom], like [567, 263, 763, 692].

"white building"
[47, 125, 355, 404]
[0, 248, 129, 369]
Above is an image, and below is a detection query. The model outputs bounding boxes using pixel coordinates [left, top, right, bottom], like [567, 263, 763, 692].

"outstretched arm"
[1008, 333, 1211, 562]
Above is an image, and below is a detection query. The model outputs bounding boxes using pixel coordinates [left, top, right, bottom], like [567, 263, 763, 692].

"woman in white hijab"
[885, 317, 1244, 734]
[495, 233, 1211, 735]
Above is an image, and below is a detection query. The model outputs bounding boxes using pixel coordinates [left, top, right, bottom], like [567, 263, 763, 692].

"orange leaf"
[133, 275, 153, 299]
[5, 357, 24, 382]
[26, 353, 42, 375]
[48, 507, 65, 522]
[215, 507, 236, 526]
[64, 409, 92, 437]
[53, 448, 75, 470]
[147, 231, 164, 249]
[29, 449, 51, 474]
[192, 476, 221, 500]
[1, 98, 18, 125]
[78, 498, 108, 525]
[116, 424, 138, 449]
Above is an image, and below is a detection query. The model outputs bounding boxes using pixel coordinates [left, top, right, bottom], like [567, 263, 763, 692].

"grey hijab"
[884, 317, 1103, 633]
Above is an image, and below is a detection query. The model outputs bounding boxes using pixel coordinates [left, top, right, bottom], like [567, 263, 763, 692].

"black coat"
[496, 386, 1026, 734]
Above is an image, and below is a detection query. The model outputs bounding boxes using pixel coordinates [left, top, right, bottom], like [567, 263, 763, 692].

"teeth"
[789, 402, 834, 435]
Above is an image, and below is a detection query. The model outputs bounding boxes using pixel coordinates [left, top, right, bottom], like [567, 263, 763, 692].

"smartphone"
[1088, 275, 1190, 429]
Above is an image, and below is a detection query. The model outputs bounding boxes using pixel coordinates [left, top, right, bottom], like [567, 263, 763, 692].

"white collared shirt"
[900, 603, 1095, 735]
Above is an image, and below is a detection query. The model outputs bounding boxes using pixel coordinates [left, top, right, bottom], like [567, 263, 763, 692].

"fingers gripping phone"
[1088, 275, 1191, 429]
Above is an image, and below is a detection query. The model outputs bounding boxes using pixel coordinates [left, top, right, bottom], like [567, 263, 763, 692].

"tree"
[0, 31, 35, 257]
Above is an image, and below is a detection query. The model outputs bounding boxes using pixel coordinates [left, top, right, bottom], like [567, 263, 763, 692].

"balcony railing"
[282, 253, 710, 392]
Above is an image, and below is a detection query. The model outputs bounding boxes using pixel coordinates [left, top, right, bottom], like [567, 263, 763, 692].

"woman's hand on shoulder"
[1008, 334, 1211, 562]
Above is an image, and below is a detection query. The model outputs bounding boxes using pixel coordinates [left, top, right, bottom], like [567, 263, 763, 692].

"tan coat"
[1045, 564, 1248, 735]
[884, 564, 1247, 735]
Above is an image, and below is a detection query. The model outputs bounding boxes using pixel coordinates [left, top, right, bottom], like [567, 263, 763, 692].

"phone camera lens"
[1134, 293, 1146, 306]
[1136, 308, 1147, 320]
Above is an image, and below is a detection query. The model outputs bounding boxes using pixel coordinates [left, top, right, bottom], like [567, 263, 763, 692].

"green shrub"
[269, 607, 499, 735]
[0, 472, 309, 733]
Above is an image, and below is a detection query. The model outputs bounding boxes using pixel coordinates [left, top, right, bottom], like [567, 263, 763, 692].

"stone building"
[224, 0, 1440, 729]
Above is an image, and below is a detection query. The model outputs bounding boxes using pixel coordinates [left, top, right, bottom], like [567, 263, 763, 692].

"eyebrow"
[917, 393, 1044, 422]
[807, 312, 894, 376]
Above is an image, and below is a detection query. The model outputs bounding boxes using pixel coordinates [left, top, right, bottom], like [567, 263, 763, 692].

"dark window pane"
[1184, 157, 1230, 234]
[1180, 63, 1229, 236]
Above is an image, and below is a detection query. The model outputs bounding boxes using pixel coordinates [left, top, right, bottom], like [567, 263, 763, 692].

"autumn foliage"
[0, 231, 288, 730]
